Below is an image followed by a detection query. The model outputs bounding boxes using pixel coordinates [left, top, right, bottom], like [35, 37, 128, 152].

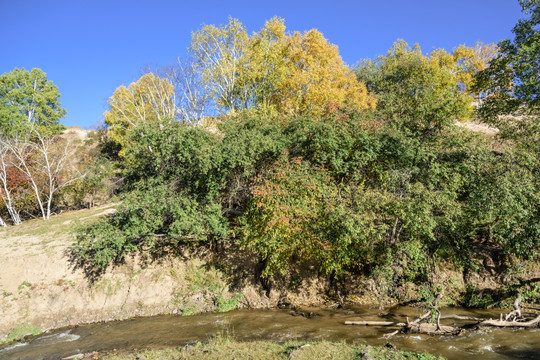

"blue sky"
[1, 0, 523, 128]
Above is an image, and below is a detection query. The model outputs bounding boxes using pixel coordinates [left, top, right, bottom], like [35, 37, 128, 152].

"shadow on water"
[1, 307, 539, 360]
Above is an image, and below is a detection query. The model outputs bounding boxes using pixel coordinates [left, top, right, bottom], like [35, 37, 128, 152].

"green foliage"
[356, 40, 473, 138]
[75, 116, 287, 270]
[0, 67, 65, 135]
[459, 149, 540, 258]
[462, 285, 498, 308]
[76, 104, 539, 290]
[522, 284, 540, 303]
[475, 0, 540, 115]
[172, 263, 241, 315]
[73, 182, 227, 271]
[215, 292, 243, 313]
[475, 0, 540, 156]
[75, 19, 539, 300]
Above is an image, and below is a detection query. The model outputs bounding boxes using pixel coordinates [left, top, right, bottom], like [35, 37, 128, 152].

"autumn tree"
[104, 72, 177, 156]
[0, 67, 84, 222]
[278, 28, 376, 117]
[452, 41, 498, 97]
[356, 40, 474, 138]
[186, 17, 375, 121]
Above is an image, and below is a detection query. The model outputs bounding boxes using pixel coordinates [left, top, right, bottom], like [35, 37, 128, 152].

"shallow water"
[1, 306, 539, 360]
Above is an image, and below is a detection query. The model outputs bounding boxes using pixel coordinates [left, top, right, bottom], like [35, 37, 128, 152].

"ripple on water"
[29, 330, 80, 345]
[481, 345, 494, 352]
[0, 342, 28, 352]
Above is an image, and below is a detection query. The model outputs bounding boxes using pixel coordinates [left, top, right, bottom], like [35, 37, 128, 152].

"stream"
[1, 306, 539, 360]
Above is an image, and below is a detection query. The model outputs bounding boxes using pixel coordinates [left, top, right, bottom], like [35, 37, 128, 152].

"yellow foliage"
[189, 17, 376, 121]
[279, 29, 376, 118]
[453, 42, 498, 96]
[104, 73, 176, 155]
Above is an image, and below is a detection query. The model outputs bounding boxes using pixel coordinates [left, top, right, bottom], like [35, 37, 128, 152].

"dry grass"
[0, 204, 116, 240]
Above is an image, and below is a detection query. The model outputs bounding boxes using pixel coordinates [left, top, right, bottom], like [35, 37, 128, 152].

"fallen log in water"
[439, 314, 484, 322]
[345, 321, 406, 326]
[409, 323, 460, 335]
[345, 293, 539, 338]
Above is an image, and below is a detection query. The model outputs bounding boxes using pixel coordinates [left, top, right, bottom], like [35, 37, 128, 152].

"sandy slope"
[0, 205, 192, 340]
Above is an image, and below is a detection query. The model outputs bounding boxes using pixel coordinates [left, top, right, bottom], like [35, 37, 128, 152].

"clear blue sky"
[1, 0, 523, 129]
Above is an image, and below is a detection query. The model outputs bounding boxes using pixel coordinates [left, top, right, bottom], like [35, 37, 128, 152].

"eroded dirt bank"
[1, 205, 539, 341]
[0, 205, 287, 340]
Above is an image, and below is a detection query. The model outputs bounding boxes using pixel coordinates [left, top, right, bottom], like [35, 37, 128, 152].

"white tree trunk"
[0, 140, 23, 225]
[1, 126, 86, 222]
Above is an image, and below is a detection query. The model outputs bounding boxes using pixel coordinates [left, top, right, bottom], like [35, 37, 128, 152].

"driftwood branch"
[478, 315, 540, 328]
[345, 294, 538, 338]
[439, 314, 484, 321]
[504, 293, 522, 321]
[345, 321, 405, 326]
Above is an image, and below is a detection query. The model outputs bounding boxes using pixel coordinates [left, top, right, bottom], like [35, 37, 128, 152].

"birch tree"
[0, 138, 22, 225]
[188, 17, 249, 114]
[163, 56, 211, 124]
[0, 67, 71, 223]
[104, 73, 178, 156]
[7, 127, 85, 220]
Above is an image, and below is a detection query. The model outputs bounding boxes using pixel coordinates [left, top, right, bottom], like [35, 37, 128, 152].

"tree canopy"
[184, 17, 376, 120]
[104, 72, 177, 157]
[0, 68, 66, 135]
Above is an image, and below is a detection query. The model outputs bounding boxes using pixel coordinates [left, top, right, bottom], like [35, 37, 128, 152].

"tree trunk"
[345, 321, 406, 326]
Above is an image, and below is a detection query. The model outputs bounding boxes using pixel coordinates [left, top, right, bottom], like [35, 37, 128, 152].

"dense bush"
[74, 108, 539, 283]
[74, 9, 539, 289]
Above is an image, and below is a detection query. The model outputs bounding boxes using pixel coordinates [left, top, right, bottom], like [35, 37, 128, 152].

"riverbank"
[0, 205, 256, 341]
[1, 205, 539, 342]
